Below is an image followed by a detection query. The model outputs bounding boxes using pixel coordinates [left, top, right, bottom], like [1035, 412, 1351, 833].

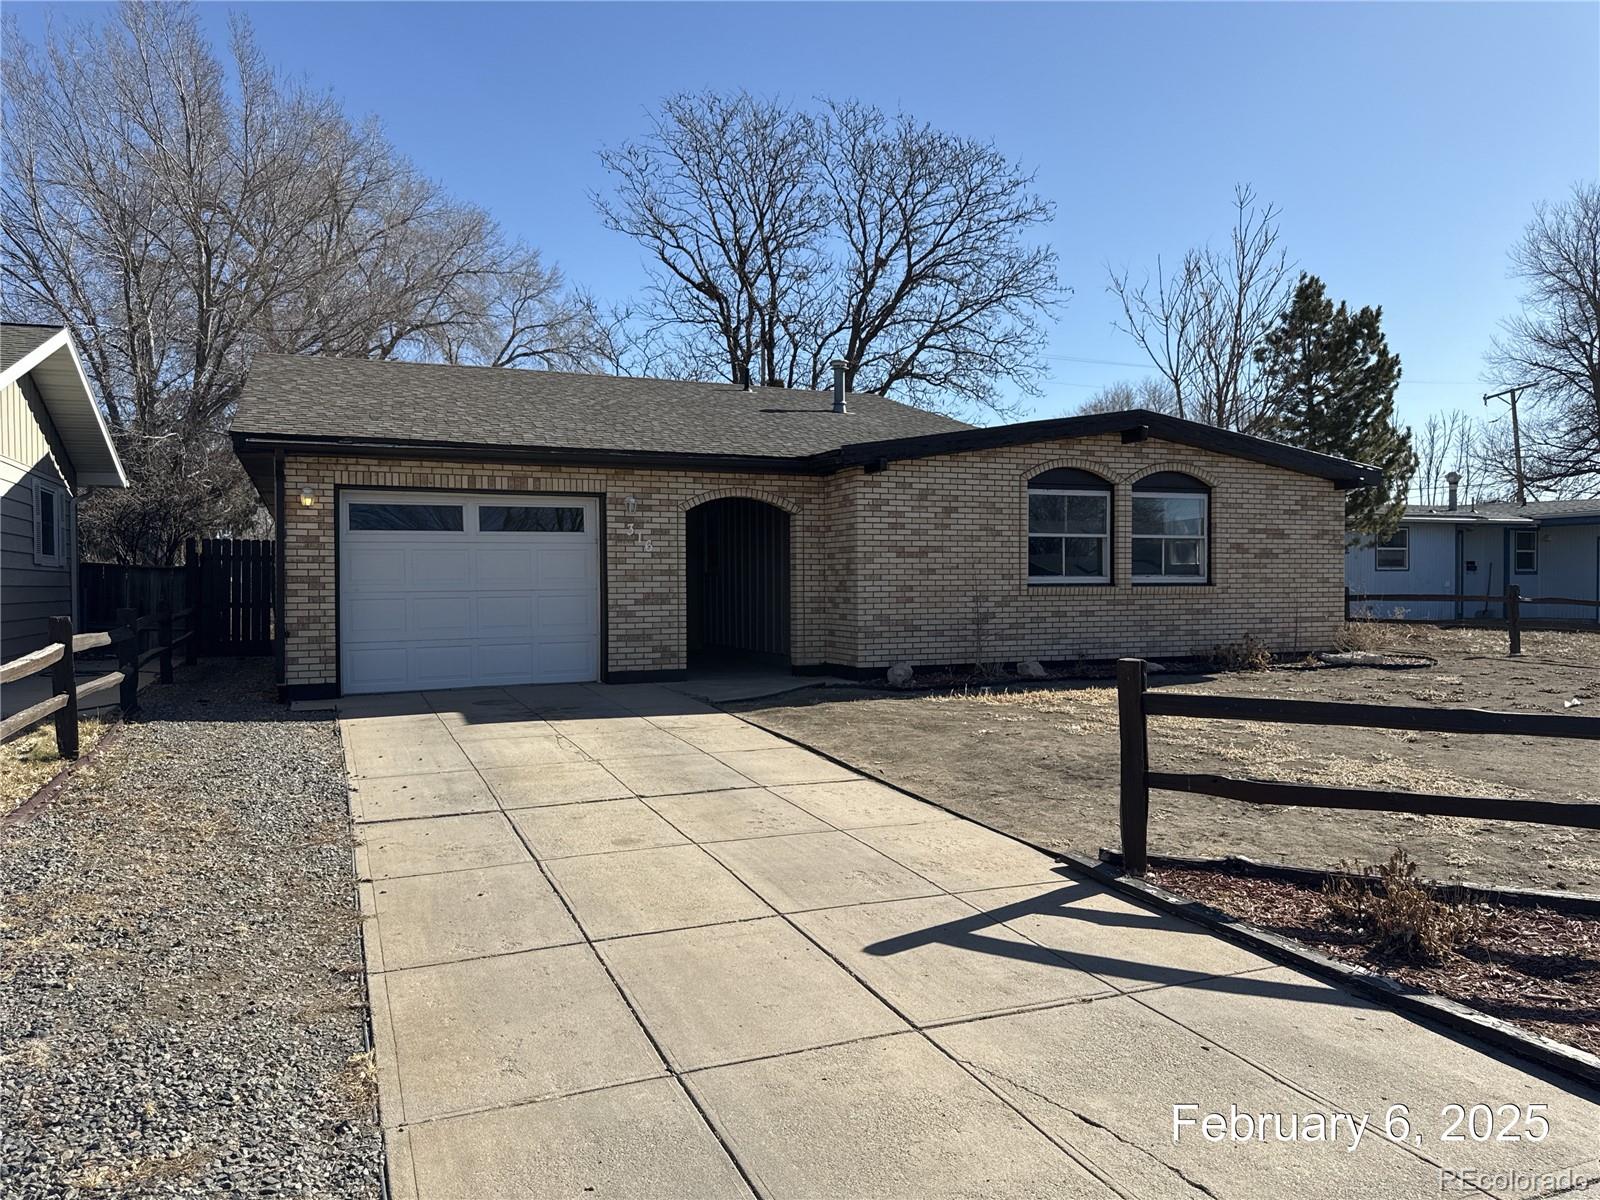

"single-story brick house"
[231, 355, 1379, 699]
[1347, 493, 1600, 623]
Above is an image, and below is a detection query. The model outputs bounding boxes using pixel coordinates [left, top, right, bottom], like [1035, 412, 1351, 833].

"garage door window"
[349, 503, 463, 531]
[479, 505, 585, 533]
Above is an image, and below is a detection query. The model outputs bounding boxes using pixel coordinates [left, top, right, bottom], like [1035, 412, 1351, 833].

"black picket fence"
[78, 538, 275, 657]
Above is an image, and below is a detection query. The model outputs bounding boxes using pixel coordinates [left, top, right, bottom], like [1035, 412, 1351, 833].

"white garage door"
[339, 491, 600, 694]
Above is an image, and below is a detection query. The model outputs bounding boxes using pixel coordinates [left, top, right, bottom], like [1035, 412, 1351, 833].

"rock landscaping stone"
[0, 659, 381, 1199]
[886, 663, 915, 687]
[1017, 658, 1047, 680]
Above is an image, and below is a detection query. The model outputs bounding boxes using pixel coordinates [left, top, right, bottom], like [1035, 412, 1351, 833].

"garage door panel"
[476, 547, 537, 589]
[347, 596, 409, 641]
[537, 592, 596, 633]
[345, 645, 413, 691]
[411, 548, 473, 587]
[412, 596, 473, 638]
[477, 594, 536, 636]
[540, 639, 599, 679]
[539, 546, 596, 587]
[469, 642, 540, 683]
[345, 547, 409, 592]
[340, 492, 601, 694]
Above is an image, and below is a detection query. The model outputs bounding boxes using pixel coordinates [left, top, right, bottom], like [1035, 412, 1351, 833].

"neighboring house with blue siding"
[1346, 484, 1600, 624]
[1, 323, 127, 663]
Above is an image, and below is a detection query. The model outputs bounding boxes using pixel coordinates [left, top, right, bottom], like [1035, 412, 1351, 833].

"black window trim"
[1026, 468, 1113, 586]
[1131, 473, 1211, 585]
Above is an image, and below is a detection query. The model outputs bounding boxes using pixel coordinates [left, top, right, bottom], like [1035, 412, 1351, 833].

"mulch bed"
[1152, 865, 1600, 1058]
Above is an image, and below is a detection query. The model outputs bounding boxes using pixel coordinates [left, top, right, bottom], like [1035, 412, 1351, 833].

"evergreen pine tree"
[1257, 274, 1417, 538]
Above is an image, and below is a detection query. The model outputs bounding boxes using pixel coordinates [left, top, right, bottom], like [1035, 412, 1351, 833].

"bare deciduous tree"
[1412, 409, 1481, 505]
[595, 91, 1060, 419]
[2, 2, 607, 561]
[1107, 186, 1294, 432]
[1484, 181, 1600, 498]
[1075, 377, 1178, 416]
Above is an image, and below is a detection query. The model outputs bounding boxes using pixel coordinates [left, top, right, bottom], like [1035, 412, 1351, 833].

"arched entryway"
[685, 497, 791, 669]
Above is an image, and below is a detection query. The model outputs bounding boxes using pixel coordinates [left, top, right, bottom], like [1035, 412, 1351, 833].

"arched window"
[1132, 472, 1209, 583]
[1027, 468, 1111, 583]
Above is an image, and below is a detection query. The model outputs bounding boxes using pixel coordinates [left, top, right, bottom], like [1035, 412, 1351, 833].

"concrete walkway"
[342, 682, 1599, 1200]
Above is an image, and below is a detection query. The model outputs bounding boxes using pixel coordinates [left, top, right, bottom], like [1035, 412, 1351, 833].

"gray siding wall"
[1345, 522, 1458, 619]
[2, 377, 77, 663]
[1345, 519, 1600, 624]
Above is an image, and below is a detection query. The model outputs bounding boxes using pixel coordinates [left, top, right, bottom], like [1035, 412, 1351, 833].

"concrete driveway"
[343, 682, 1599, 1200]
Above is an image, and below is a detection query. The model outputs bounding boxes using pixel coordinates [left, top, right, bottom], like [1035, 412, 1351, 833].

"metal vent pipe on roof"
[831, 359, 849, 413]
[1446, 471, 1461, 511]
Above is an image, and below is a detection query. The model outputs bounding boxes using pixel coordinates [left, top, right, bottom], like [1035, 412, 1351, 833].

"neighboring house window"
[1132, 472, 1208, 583]
[1374, 527, 1409, 571]
[33, 481, 66, 567]
[1027, 468, 1111, 583]
[1513, 529, 1538, 575]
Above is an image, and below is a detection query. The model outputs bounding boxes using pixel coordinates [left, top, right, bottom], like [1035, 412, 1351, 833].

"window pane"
[1028, 493, 1065, 534]
[1165, 539, 1203, 575]
[39, 489, 56, 557]
[480, 505, 585, 533]
[349, 503, 463, 531]
[1380, 528, 1408, 550]
[1132, 539, 1163, 577]
[1064, 494, 1108, 535]
[1028, 536, 1064, 577]
[1061, 537, 1104, 577]
[1133, 495, 1202, 536]
[1375, 548, 1407, 570]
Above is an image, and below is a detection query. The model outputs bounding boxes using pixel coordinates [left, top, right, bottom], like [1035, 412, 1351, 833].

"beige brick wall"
[279, 434, 1345, 690]
[280, 457, 834, 689]
[830, 432, 1346, 668]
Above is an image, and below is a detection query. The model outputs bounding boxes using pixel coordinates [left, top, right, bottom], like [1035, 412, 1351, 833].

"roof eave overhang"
[230, 431, 831, 477]
[232, 407, 1384, 490]
[824, 409, 1383, 488]
[0, 330, 128, 488]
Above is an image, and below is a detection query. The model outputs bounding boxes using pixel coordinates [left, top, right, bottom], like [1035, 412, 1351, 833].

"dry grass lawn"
[0, 717, 110, 818]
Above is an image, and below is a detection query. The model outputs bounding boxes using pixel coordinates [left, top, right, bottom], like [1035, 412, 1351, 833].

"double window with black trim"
[1026, 469, 1210, 585]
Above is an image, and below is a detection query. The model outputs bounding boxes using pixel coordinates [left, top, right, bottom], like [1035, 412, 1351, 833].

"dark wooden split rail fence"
[1346, 584, 1600, 657]
[0, 605, 197, 756]
[1115, 657, 1600, 876]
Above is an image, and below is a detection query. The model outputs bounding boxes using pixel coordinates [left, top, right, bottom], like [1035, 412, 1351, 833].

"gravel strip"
[0, 659, 381, 1198]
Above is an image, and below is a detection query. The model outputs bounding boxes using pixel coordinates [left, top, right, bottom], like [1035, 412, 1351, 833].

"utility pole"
[1483, 384, 1531, 505]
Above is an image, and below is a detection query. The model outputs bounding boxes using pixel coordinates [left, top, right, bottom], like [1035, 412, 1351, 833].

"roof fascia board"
[824, 409, 1382, 486]
[2, 329, 128, 488]
[1528, 513, 1600, 527]
[230, 432, 830, 476]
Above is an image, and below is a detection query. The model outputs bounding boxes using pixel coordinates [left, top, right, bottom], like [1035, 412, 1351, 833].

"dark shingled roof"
[233, 354, 971, 460]
[1, 323, 65, 375]
[231, 354, 1381, 487]
[1475, 498, 1600, 520]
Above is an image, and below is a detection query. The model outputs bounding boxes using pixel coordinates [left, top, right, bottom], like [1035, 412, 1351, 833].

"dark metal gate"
[686, 498, 791, 665]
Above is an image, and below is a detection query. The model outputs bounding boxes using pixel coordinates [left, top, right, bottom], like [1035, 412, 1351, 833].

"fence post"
[1507, 585, 1522, 657]
[48, 615, 79, 759]
[157, 600, 174, 684]
[184, 538, 201, 665]
[1116, 657, 1151, 876]
[116, 605, 139, 714]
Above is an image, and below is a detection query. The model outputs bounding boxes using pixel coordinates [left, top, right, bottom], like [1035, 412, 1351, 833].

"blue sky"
[8, 2, 1598, 429]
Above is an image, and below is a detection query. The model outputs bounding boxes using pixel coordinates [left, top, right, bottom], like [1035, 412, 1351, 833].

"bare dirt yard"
[732, 625, 1600, 892]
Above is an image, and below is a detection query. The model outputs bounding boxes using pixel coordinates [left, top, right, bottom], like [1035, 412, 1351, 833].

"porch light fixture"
[299, 487, 316, 507]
